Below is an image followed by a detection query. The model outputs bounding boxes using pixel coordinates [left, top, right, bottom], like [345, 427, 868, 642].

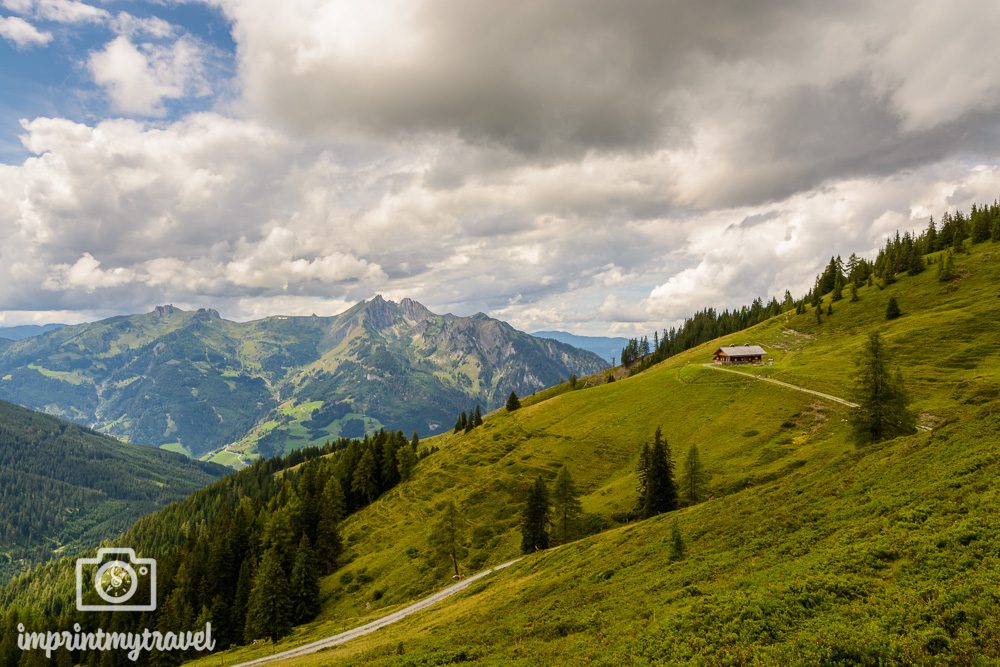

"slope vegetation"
[0, 400, 226, 580]
[188, 243, 1000, 665]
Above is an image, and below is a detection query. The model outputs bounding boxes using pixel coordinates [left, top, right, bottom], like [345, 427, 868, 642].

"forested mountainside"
[0, 400, 226, 581]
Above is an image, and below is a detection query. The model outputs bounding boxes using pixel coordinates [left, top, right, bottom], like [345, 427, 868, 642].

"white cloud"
[2, 0, 107, 24]
[42, 253, 135, 291]
[88, 36, 211, 116]
[0, 15, 51, 48]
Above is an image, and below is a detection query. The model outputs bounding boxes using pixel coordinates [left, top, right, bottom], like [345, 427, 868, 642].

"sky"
[2, 1, 1000, 335]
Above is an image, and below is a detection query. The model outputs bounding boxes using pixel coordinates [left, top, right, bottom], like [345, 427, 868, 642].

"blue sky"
[0, 0, 233, 159]
[1, 1, 1000, 335]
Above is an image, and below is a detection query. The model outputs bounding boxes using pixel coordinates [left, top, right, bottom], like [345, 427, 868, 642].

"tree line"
[0, 429, 422, 666]
[620, 199, 1000, 373]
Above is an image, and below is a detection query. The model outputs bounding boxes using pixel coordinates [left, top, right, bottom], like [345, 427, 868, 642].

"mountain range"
[0, 297, 606, 465]
[0, 324, 65, 341]
[532, 330, 628, 363]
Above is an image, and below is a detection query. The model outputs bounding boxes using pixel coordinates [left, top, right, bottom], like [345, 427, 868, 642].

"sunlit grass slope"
[189, 243, 1000, 665]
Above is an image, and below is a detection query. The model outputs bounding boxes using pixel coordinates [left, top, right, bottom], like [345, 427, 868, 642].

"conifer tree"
[992, 216, 1000, 242]
[669, 519, 685, 561]
[429, 500, 466, 577]
[642, 427, 677, 517]
[244, 545, 292, 643]
[351, 447, 379, 504]
[849, 282, 859, 302]
[827, 303, 833, 316]
[850, 332, 916, 444]
[520, 475, 550, 553]
[474, 405, 483, 426]
[938, 251, 956, 281]
[907, 245, 925, 275]
[551, 466, 582, 545]
[290, 535, 320, 624]
[885, 296, 901, 320]
[636, 442, 651, 511]
[395, 442, 417, 481]
[506, 391, 521, 411]
[815, 306, 822, 324]
[315, 478, 344, 573]
[680, 443, 708, 504]
[832, 275, 843, 301]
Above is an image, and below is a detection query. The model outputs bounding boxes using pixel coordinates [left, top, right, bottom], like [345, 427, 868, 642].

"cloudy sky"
[2, 0, 1000, 335]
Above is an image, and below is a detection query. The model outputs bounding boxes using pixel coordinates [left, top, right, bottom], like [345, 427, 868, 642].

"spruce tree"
[827, 303, 833, 316]
[315, 478, 344, 573]
[992, 217, 1000, 242]
[395, 443, 417, 481]
[290, 535, 320, 624]
[938, 251, 956, 281]
[520, 475, 550, 553]
[642, 427, 677, 517]
[351, 447, 379, 504]
[849, 282, 859, 302]
[635, 442, 651, 512]
[429, 500, 466, 577]
[832, 275, 843, 301]
[244, 545, 292, 643]
[885, 296, 901, 320]
[907, 245, 925, 275]
[551, 466, 582, 545]
[815, 306, 822, 324]
[680, 443, 708, 504]
[506, 391, 521, 412]
[669, 519, 685, 561]
[850, 332, 916, 444]
[473, 405, 483, 426]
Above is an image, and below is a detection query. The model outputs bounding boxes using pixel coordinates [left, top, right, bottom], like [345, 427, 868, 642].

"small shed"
[713, 345, 766, 365]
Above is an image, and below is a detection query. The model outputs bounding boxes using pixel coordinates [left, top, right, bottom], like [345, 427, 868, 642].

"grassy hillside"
[187, 242, 1000, 665]
[0, 400, 227, 580]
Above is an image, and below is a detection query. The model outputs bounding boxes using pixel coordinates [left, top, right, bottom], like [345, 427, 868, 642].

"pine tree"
[885, 296, 901, 320]
[473, 405, 483, 426]
[827, 303, 833, 316]
[244, 545, 292, 643]
[506, 391, 521, 411]
[938, 250, 956, 281]
[551, 466, 582, 545]
[429, 500, 466, 577]
[290, 535, 320, 624]
[850, 332, 916, 444]
[782, 290, 795, 311]
[849, 282, 859, 302]
[520, 475, 550, 553]
[636, 442, 651, 512]
[680, 443, 708, 504]
[815, 306, 822, 324]
[642, 427, 677, 517]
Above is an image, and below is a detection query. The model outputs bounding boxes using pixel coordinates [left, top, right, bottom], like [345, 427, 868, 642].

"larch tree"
[850, 331, 916, 444]
[429, 500, 466, 577]
[680, 443, 708, 505]
[551, 466, 582, 544]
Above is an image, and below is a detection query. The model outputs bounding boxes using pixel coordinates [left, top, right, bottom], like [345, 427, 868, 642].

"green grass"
[186, 244, 1000, 665]
[158, 442, 192, 457]
[25, 363, 91, 385]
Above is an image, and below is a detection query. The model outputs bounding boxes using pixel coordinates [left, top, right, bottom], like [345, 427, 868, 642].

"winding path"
[232, 558, 523, 666]
[703, 364, 859, 407]
[702, 364, 931, 431]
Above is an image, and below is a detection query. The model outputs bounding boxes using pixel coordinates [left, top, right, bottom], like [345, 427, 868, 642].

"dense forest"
[621, 200, 1000, 370]
[0, 400, 225, 580]
[0, 429, 419, 666]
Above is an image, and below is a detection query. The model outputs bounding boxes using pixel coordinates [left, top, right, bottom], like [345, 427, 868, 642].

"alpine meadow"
[2, 2, 1000, 665]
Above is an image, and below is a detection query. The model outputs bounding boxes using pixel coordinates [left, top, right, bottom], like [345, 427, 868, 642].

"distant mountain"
[0, 323, 65, 341]
[0, 298, 607, 464]
[0, 399, 226, 579]
[532, 330, 628, 363]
